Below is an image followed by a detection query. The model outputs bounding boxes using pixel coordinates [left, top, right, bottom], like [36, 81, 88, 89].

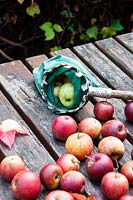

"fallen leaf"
[0, 119, 29, 149]
[0, 129, 16, 149]
[70, 193, 87, 200]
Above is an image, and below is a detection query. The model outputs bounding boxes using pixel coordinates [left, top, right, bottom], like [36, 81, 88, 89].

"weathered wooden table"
[0, 32, 133, 199]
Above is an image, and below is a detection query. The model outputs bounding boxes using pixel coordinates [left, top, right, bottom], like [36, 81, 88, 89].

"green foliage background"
[0, 0, 133, 63]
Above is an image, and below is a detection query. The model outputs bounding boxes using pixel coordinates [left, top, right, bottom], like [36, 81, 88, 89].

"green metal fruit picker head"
[33, 55, 133, 114]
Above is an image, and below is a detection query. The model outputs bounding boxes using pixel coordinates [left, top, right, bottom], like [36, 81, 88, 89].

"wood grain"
[95, 38, 133, 78]
[116, 32, 133, 53]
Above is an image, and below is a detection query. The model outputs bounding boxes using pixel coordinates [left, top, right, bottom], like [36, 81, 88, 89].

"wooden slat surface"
[0, 91, 55, 200]
[0, 33, 133, 199]
[95, 38, 133, 78]
[25, 54, 48, 71]
[0, 62, 107, 198]
[116, 32, 133, 53]
[73, 43, 133, 90]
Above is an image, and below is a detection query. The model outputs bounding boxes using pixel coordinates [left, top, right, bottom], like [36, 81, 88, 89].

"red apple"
[39, 163, 63, 190]
[125, 101, 133, 122]
[56, 153, 80, 173]
[60, 170, 86, 193]
[98, 136, 125, 161]
[11, 170, 41, 200]
[87, 193, 105, 200]
[121, 160, 133, 186]
[101, 172, 129, 200]
[52, 115, 77, 141]
[101, 119, 127, 141]
[45, 190, 74, 200]
[78, 117, 102, 139]
[0, 155, 26, 182]
[65, 132, 94, 160]
[85, 152, 113, 182]
[119, 195, 133, 200]
[94, 101, 114, 121]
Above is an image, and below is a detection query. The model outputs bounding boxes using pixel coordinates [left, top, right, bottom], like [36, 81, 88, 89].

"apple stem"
[114, 158, 119, 172]
[77, 131, 80, 139]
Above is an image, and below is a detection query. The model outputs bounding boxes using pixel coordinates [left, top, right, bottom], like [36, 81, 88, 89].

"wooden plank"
[116, 32, 133, 53]
[73, 43, 133, 91]
[95, 38, 133, 78]
[25, 54, 48, 71]
[0, 90, 55, 199]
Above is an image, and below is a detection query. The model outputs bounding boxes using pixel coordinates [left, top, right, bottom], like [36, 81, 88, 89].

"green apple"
[54, 85, 61, 97]
[59, 82, 74, 107]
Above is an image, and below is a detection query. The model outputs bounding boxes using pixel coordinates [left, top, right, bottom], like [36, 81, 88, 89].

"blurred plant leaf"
[86, 26, 98, 39]
[53, 24, 63, 32]
[101, 27, 116, 38]
[50, 46, 62, 52]
[45, 28, 55, 41]
[40, 22, 52, 31]
[40, 22, 63, 40]
[110, 19, 124, 31]
[26, 2, 40, 17]
[70, 36, 75, 45]
[80, 33, 90, 41]
[91, 18, 97, 25]
[67, 24, 74, 32]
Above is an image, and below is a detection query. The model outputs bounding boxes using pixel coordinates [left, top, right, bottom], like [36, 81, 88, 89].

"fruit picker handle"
[89, 86, 133, 100]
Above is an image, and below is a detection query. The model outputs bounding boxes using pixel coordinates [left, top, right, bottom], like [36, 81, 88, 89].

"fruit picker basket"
[33, 54, 133, 114]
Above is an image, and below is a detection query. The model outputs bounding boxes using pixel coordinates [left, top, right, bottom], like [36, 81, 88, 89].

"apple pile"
[53, 75, 75, 108]
[50, 107, 133, 199]
[1, 100, 132, 200]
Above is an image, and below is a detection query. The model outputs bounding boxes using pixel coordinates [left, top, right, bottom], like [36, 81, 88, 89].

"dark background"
[0, 0, 133, 63]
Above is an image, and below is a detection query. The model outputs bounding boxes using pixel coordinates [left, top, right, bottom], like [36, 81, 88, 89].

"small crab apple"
[39, 163, 63, 190]
[52, 115, 77, 141]
[101, 172, 129, 200]
[125, 101, 133, 122]
[0, 155, 26, 182]
[85, 152, 114, 182]
[98, 136, 125, 161]
[78, 117, 102, 140]
[56, 153, 80, 173]
[101, 119, 127, 141]
[121, 160, 133, 186]
[11, 170, 41, 200]
[60, 171, 86, 193]
[65, 132, 93, 160]
[94, 101, 114, 121]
